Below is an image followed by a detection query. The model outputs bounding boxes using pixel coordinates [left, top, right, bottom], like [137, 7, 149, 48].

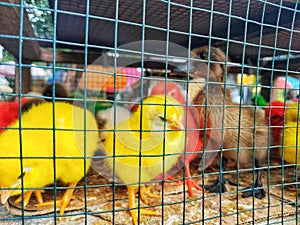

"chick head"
[190, 46, 227, 83]
[132, 95, 184, 131]
[170, 46, 227, 83]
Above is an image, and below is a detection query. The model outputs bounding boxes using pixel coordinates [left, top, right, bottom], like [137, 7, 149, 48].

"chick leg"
[128, 186, 160, 225]
[170, 163, 206, 196]
[58, 181, 78, 215]
[241, 159, 266, 199]
[34, 190, 44, 204]
[204, 157, 228, 193]
[185, 163, 204, 196]
[15, 191, 32, 206]
[35, 182, 78, 215]
[15, 190, 45, 206]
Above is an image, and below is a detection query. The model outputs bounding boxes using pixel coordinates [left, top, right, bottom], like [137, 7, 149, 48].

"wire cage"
[0, 0, 300, 224]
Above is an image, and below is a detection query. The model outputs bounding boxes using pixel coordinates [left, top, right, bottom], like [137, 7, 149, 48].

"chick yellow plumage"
[150, 81, 204, 197]
[103, 95, 184, 225]
[281, 102, 300, 166]
[0, 102, 99, 216]
[281, 121, 300, 165]
[285, 102, 299, 123]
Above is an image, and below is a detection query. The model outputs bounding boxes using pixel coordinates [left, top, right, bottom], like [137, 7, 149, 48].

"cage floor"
[0, 152, 300, 225]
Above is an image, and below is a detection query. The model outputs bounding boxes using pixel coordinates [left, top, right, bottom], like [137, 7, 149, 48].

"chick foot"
[240, 159, 266, 199]
[204, 157, 228, 194]
[186, 163, 204, 196]
[35, 181, 78, 216]
[139, 185, 161, 203]
[15, 190, 45, 206]
[129, 208, 160, 225]
[128, 186, 160, 225]
[204, 177, 227, 193]
[241, 184, 265, 199]
[35, 195, 77, 207]
[168, 163, 204, 196]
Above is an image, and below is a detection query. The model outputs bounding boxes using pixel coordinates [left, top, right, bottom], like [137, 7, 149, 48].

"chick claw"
[35, 195, 77, 207]
[15, 190, 45, 207]
[35, 181, 78, 217]
[186, 178, 204, 197]
[128, 186, 160, 225]
[139, 186, 161, 203]
[129, 208, 160, 225]
[171, 178, 204, 195]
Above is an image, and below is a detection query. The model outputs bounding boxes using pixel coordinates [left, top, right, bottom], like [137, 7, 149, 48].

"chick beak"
[170, 61, 195, 76]
[171, 60, 210, 80]
[170, 121, 184, 130]
[0, 189, 12, 204]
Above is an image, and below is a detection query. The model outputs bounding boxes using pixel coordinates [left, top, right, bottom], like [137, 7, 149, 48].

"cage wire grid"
[0, 0, 300, 224]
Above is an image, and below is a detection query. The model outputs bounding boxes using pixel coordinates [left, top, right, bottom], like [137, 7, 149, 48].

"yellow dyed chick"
[103, 95, 185, 225]
[0, 102, 99, 216]
[285, 102, 300, 123]
[281, 102, 300, 166]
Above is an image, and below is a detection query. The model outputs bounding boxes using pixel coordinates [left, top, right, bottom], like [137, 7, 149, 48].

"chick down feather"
[0, 102, 99, 200]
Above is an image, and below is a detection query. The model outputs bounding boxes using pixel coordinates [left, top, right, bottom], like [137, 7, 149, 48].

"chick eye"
[159, 116, 167, 122]
[198, 51, 208, 59]
[18, 172, 26, 179]
[272, 115, 283, 120]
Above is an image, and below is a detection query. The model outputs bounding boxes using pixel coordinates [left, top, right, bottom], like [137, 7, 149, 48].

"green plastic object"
[251, 94, 267, 107]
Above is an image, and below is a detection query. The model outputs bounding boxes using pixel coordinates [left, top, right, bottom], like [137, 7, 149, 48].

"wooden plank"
[0, 0, 40, 60]
[39, 49, 100, 64]
[14, 63, 32, 94]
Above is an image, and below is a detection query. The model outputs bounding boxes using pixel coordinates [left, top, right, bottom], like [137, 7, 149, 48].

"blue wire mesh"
[0, 0, 300, 224]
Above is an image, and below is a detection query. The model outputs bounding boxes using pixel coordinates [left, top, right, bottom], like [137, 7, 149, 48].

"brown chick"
[174, 46, 268, 199]
[191, 46, 227, 83]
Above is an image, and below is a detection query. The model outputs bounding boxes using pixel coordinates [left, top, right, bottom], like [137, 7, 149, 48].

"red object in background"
[265, 101, 285, 145]
[0, 98, 29, 133]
